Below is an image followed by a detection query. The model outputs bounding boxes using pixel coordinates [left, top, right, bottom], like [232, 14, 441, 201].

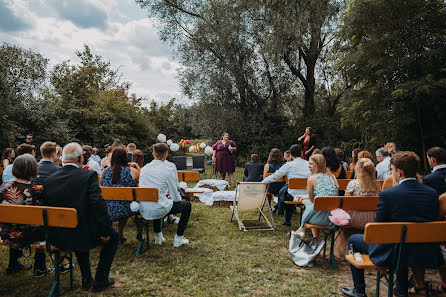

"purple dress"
[212, 140, 236, 173]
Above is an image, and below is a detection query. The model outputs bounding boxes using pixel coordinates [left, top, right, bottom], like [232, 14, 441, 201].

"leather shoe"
[93, 277, 114, 292]
[82, 277, 94, 290]
[342, 287, 367, 297]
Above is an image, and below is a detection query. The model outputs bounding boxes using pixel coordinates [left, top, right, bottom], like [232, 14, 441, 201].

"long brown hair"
[267, 148, 284, 164]
[132, 149, 144, 168]
[2, 148, 14, 163]
[355, 158, 381, 192]
[111, 148, 128, 184]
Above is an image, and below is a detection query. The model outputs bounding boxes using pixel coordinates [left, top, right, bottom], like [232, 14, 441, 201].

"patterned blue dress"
[101, 167, 137, 221]
[299, 173, 338, 229]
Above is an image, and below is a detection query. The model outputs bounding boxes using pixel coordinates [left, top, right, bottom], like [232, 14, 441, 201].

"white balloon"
[199, 142, 206, 148]
[130, 201, 140, 212]
[170, 143, 180, 152]
[157, 133, 167, 142]
[189, 146, 196, 153]
[167, 139, 173, 146]
[204, 146, 213, 156]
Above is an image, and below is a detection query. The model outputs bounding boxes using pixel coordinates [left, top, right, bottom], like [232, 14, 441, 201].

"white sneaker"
[154, 232, 165, 245]
[168, 215, 180, 224]
[173, 235, 189, 248]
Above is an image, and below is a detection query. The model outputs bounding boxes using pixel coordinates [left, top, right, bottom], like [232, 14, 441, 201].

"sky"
[0, 0, 185, 104]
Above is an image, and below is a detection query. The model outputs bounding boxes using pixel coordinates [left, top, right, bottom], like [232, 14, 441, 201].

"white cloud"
[0, 0, 185, 104]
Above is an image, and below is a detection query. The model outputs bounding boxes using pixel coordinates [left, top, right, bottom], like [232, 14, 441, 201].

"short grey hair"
[376, 147, 390, 158]
[63, 142, 83, 160]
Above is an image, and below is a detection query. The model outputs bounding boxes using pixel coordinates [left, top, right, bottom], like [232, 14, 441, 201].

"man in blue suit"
[342, 151, 442, 297]
[423, 147, 446, 195]
[33, 141, 60, 185]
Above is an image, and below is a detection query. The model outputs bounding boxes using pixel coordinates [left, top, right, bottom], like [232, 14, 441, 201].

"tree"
[336, 0, 446, 171]
[0, 43, 48, 147]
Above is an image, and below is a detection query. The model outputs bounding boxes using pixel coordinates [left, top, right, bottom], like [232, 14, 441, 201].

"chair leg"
[387, 271, 394, 297]
[69, 252, 73, 290]
[48, 251, 60, 297]
[376, 272, 381, 297]
[145, 221, 150, 251]
[329, 230, 337, 269]
[136, 217, 143, 256]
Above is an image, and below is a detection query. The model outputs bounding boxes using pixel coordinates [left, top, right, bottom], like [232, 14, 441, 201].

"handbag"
[289, 233, 325, 267]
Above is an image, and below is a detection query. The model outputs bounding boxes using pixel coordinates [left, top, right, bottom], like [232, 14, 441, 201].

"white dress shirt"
[262, 157, 311, 198]
[86, 158, 101, 176]
[139, 159, 182, 220]
[433, 164, 446, 172]
[376, 156, 391, 180]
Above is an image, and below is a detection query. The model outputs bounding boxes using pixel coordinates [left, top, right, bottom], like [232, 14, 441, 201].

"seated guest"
[82, 145, 101, 176]
[44, 143, 118, 292]
[2, 148, 15, 168]
[2, 144, 36, 182]
[101, 148, 139, 242]
[284, 150, 291, 162]
[375, 147, 391, 180]
[139, 143, 192, 248]
[262, 144, 311, 226]
[33, 141, 60, 185]
[436, 193, 446, 296]
[342, 151, 442, 297]
[91, 147, 101, 164]
[423, 147, 446, 195]
[349, 148, 363, 171]
[243, 154, 264, 182]
[54, 145, 63, 166]
[350, 150, 373, 179]
[335, 148, 348, 169]
[322, 146, 347, 195]
[263, 148, 286, 194]
[101, 145, 113, 171]
[127, 143, 136, 163]
[132, 149, 144, 168]
[312, 148, 322, 155]
[0, 154, 52, 276]
[292, 154, 338, 240]
[334, 158, 381, 260]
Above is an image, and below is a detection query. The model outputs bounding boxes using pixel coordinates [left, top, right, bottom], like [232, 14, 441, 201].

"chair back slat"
[101, 187, 158, 201]
[236, 182, 268, 211]
[288, 178, 307, 190]
[346, 171, 353, 179]
[184, 171, 200, 182]
[313, 196, 379, 211]
[364, 222, 446, 244]
[0, 205, 78, 228]
[266, 173, 287, 183]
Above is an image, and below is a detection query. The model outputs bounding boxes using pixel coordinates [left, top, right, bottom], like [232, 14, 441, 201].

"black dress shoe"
[82, 277, 94, 290]
[341, 288, 367, 297]
[93, 277, 114, 292]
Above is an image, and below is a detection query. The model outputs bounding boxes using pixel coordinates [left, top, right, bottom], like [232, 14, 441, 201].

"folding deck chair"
[230, 182, 275, 231]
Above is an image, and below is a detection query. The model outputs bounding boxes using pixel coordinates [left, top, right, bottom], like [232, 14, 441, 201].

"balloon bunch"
[157, 133, 212, 155]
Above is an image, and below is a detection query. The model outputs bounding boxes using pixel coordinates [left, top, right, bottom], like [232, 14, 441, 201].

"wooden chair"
[283, 178, 308, 223]
[345, 222, 446, 297]
[307, 196, 379, 269]
[101, 187, 158, 255]
[177, 171, 200, 182]
[0, 205, 78, 297]
[265, 173, 287, 205]
[230, 182, 275, 231]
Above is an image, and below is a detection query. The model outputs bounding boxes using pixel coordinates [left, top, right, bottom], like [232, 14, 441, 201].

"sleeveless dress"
[299, 173, 338, 229]
[267, 163, 285, 195]
[101, 167, 137, 221]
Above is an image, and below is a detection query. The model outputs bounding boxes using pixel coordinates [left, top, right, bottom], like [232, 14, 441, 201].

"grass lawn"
[3, 164, 441, 296]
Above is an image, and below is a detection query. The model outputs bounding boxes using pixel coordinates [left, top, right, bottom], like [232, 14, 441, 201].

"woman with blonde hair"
[334, 158, 381, 260]
[292, 153, 338, 240]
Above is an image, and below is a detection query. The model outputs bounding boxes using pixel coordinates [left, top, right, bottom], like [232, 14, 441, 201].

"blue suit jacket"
[422, 168, 446, 195]
[369, 179, 442, 268]
[33, 160, 61, 185]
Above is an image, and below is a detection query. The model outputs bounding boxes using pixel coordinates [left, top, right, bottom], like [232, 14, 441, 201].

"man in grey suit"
[243, 154, 264, 182]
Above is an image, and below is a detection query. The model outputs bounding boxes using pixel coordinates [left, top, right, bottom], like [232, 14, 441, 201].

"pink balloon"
[185, 140, 191, 144]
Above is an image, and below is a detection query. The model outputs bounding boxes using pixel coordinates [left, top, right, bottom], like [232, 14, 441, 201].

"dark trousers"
[9, 247, 46, 271]
[284, 191, 295, 223]
[348, 234, 409, 296]
[154, 201, 192, 236]
[75, 230, 119, 284]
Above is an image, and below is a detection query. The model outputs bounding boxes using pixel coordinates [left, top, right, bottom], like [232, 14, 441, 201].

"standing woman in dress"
[212, 132, 237, 185]
[298, 127, 317, 160]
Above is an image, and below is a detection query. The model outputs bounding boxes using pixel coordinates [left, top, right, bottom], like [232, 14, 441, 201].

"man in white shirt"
[262, 144, 311, 226]
[375, 147, 391, 180]
[139, 143, 191, 248]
